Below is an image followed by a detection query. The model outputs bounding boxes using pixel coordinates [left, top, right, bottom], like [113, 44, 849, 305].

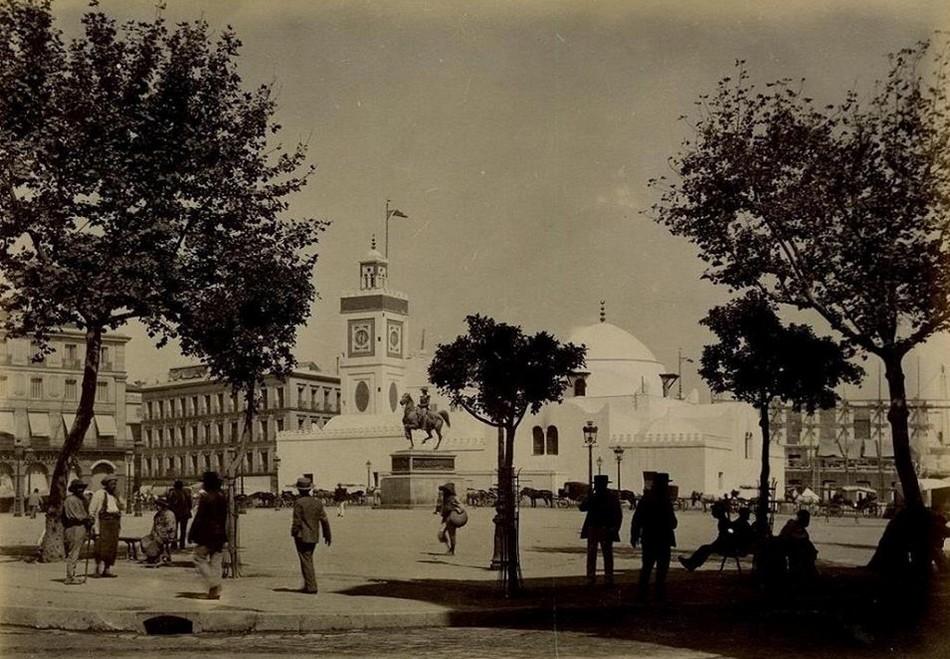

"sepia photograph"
[1, 1, 950, 656]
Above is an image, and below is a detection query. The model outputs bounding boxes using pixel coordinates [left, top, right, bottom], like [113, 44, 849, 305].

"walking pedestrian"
[290, 476, 332, 594]
[580, 474, 623, 586]
[188, 471, 228, 600]
[437, 482, 466, 555]
[63, 479, 92, 585]
[630, 473, 678, 601]
[167, 480, 193, 550]
[334, 483, 347, 517]
[89, 475, 123, 578]
[27, 488, 42, 519]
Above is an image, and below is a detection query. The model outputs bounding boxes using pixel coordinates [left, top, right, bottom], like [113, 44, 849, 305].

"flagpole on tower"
[385, 199, 390, 259]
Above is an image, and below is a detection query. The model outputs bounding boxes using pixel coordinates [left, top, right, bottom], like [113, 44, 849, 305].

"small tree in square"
[175, 220, 322, 575]
[699, 293, 863, 533]
[428, 314, 586, 594]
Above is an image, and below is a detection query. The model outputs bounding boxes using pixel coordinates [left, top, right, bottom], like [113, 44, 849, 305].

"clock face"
[355, 328, 370, 348]
[349, 320, 374, 355]
[386, 321, 403, 357]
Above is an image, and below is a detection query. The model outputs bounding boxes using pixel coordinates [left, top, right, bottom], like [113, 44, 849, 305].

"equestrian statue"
[400, 390, 450, 450]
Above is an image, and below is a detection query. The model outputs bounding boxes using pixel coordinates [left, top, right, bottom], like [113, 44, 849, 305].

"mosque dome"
[567, 321, 667, 397]
[569, 322, 659, 364]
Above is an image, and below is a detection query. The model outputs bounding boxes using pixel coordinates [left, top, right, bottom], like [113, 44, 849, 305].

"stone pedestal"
[380, 450, 457, 508]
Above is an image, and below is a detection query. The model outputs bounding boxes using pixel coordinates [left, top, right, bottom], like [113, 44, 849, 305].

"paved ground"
[0, 626, 724, 658]
[1, 505, 943, 658]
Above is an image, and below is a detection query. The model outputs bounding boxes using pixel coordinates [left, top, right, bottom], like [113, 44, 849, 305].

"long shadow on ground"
[338, 567, 950, 658]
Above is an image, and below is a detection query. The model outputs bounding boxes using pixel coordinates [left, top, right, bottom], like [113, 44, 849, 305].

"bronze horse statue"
[400, 392, 450, 449]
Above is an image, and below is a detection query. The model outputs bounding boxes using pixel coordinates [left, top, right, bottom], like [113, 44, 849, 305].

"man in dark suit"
[579, 474, 623, 586]
[291, 476, 332, 594]
[167, 480, 193, 550]
[630, 472, 678, 601]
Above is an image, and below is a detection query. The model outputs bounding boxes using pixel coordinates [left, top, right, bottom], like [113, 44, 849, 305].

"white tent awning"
[27, 412, 50, 437]
[95, 415, 117, 437]
[0, 411, 15, 436]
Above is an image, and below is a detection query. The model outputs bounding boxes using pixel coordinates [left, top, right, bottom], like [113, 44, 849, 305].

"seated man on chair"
[678, 501, 736, 571]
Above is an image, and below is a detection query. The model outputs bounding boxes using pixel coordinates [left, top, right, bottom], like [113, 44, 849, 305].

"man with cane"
[63, 479, 93, 585]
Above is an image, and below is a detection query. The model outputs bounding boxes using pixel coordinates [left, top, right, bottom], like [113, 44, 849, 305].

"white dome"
[568, 322, 659, 364]
[567, 322, 666, 397]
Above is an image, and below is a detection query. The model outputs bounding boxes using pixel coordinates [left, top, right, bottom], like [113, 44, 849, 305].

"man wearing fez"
[63, 479, 93, 584]
[630, 472, 678, 601]
[580, 474, 623, 586]
[291, 476, 332, 594]
[189, 471, 228, 599]
[89, 474, 123, 578]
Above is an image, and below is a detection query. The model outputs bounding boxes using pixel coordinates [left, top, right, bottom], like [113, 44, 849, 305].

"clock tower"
[339, 238, 409, 415]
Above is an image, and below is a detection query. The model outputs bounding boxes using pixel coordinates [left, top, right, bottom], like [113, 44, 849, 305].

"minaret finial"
[599, 300, 606, 323]
[371, 234, 377, 251]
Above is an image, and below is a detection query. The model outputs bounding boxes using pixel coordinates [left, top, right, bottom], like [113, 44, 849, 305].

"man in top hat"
[291, 476, 332, 594]
[580, 474, 623, 586]
[63, 479, 92, 584]
[167, 479, 193, 551]
[188, 471, 228, 599]
[630, 472, 678, 601]
[88, 474, 123, 578]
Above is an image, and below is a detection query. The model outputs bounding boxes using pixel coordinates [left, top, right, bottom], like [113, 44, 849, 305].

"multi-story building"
[777, 395, 950, 501]
[139, 364, 341, 493]
[0, 328, 134, 512]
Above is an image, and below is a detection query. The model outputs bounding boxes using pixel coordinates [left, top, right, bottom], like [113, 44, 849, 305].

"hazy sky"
[53, 0, 950, 398]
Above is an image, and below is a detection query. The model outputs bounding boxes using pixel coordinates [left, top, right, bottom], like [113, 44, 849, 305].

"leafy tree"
[651, 40, 950, 510]
[699, 293, 863, 531]
[0, 1, 324, 560]
[428, 314, 586, 593]
[175, 221, 321, 576]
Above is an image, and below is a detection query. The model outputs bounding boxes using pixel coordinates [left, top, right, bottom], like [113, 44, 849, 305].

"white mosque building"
[275, 244, 783, 498]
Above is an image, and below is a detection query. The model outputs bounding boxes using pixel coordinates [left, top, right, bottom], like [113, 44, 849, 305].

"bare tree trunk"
[502, 424, 521, 594]
[756, 403, 771, 534]
[40, 326, 102, 562]
[883, 352, 922, 508]
[225, 382, 255, 578]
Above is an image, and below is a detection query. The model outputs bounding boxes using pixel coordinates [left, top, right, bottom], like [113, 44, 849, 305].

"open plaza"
[2, 506, 938, 644]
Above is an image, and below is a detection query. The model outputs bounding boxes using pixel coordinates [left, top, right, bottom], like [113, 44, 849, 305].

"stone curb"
[0, 601, 645, 634]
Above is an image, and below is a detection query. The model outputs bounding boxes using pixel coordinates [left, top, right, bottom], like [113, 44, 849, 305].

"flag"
[389, 209, 408, 219]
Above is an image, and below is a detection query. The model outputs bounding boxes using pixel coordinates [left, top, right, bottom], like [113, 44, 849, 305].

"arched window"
[574, 378, 587, 397]
[532, 426, 545, 455]
[546, 426, 559, 455]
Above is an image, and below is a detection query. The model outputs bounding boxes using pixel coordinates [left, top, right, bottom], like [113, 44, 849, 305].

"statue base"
[379, 450, 457, 508]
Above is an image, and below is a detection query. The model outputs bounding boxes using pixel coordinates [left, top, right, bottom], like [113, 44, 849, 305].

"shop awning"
[27, 412, 50, 437]
[95, 415, 117, 437]
[0, 411, 15, 436]
[817, 438, 843, 457]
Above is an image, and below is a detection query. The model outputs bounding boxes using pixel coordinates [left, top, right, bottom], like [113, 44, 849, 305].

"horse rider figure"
[418, 387, 431, 431]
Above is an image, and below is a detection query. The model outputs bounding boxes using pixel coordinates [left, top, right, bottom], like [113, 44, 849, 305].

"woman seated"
[143, 496, 177, 565]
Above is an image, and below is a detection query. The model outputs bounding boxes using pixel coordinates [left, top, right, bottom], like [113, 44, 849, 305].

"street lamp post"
[612, 446, 625, 491]
[124, 450, 133, 512]
[365, 460, 372, 490]
[596, 456, 603, 476]
[272, 454, 281, 494]
[133, 439, 144, 516]
[582, 421, 598, 489]
[13, 445, 23, 517]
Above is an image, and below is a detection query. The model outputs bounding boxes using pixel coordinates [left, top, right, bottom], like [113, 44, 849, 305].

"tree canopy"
[700, 293, 863, 412]
[428, 314, 586, 431]
[0, 1, 326, 559]
[651, 39, 950, 508]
